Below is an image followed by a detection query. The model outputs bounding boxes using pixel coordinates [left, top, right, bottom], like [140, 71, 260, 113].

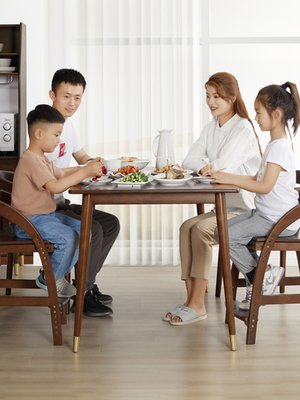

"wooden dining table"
[69, 178, 239, 352]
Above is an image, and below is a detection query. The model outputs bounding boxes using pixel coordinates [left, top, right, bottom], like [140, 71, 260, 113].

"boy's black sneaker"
[71, 290, 113, 317]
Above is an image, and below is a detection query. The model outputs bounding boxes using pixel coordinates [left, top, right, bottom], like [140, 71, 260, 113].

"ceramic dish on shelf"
[113, 176, 153, 187]
[153, 173, 193, 186]
[192, 175, 215, 184]
[0, 66, 16, 72]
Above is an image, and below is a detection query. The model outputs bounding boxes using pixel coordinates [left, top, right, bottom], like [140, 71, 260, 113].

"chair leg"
[5, 253, 14, 295]
[59, 303, 68, 325]
[246, 292, 262, 345]
[296, 251, 300, 273]
[49, 304, 63, 345]
[279, 250, 286, 293]
[13, 253, 20, 276]
[19, 253, 25, 266]
[246, 284, 262, 344]
[215, 252, 222, 297]
[231, 263, 240, 300]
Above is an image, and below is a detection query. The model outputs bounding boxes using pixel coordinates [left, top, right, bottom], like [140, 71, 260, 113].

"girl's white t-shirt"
[255, 138, 299, 231]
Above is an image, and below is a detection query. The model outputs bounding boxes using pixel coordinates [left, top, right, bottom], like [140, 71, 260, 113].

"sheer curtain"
[47, 0, 204, 265]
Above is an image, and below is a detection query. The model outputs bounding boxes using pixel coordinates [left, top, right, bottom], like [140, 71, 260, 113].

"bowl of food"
[104, 158, 122, 172]
[119, 156, 150, 170]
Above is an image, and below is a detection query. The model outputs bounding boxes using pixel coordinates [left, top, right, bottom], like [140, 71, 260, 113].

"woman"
[165, 72, 261, 325]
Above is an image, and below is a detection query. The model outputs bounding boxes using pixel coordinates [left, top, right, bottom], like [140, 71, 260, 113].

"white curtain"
[4, 0, 300, 265]
[47, 0, 204, 265]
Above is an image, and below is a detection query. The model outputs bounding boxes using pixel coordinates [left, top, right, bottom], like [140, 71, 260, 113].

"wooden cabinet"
[0, 23, 26, 171]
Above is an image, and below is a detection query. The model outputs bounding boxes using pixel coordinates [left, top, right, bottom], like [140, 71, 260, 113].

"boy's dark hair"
[51, 68, 87, 93]
[27, 104, 65, 131]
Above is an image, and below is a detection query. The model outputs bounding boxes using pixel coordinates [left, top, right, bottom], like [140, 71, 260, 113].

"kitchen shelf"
[0, 23, 26, 171]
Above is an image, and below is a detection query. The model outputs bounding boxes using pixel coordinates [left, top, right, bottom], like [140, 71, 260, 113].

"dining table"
[69, 177, 239, 353]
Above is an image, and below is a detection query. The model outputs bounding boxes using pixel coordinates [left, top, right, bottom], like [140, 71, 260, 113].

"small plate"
[153, 173, 193, 186]
[81, 176, 112, 186]
[114, 176, 153, 187]
[193, 176, 215, 184]
[151, 168, 193, 175]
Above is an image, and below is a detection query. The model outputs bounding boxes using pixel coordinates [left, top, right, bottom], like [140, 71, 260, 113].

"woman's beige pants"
[180, 210, 238, 280]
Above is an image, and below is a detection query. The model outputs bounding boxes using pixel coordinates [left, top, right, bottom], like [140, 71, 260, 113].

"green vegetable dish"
[120, 172, 149, 183]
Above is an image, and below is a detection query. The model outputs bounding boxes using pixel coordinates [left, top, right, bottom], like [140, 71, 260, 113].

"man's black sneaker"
[72, 281, 113, 305]
[91, 284, 113, 305]
[71, 291, 113, 317]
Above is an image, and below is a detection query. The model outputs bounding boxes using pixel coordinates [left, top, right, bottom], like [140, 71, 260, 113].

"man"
[46, 68, 120, 317]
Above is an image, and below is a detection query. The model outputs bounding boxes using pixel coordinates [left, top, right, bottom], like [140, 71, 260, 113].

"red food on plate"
[92, 166, 108, 181]
[115, 165, 140, 175]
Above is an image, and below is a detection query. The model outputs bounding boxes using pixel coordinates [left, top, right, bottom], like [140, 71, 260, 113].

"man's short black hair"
[51, 68, 87, 93]
[27, 104, 65, 131]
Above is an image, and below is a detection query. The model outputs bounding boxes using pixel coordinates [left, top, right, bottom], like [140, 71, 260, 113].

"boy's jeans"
[12, 212, 81, 280]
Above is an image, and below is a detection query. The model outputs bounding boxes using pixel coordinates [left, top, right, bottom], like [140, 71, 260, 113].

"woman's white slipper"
[162, 304, 183, 322]
[169, 306, 207, 325]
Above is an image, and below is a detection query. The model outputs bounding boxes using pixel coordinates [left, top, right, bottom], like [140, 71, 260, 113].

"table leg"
[215, 193, 237, 351]
[73, 194, 93, 353]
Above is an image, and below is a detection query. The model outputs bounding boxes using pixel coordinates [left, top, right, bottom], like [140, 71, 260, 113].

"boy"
[46, 69, 120, 316]
[11, 104, 104, 297]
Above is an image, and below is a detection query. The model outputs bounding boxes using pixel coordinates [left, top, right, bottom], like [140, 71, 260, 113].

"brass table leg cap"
[73, 336, 80, 353]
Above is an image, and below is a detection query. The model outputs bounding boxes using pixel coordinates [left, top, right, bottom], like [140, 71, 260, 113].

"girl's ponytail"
[256, 82, 300, 135]
[281, 82, 300, 134]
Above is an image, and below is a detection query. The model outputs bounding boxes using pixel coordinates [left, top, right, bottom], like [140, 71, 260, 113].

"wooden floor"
[1, 264, 300, 400]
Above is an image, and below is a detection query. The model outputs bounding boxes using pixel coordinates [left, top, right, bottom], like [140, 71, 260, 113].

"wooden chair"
[0, 170, 24, 275]
[0, 190, 63, 345]
[213, 170, 300, 299]
[233, 203, 300, 344]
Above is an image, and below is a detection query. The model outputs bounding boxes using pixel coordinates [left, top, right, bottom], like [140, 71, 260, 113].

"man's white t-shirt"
[46, 118, 82, 168]
[255, 138, 300, 231]
[45, 118, 83, 204]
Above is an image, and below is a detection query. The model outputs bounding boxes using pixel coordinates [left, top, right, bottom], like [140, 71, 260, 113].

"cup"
[0, 58, 11, 67]
[0, 43, 4, 52]
[104, 159, 122, 172]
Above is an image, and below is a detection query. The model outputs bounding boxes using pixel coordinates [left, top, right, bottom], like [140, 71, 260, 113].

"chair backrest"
[0, 198, 53, 263]
[0, 190, 11, 230]
[0, 170, 14, 193]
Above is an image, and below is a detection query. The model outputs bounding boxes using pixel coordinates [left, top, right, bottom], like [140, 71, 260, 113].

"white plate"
[81, 176, 112, 185]
[151, 168, 193, 175]
[114, 176, 153, 187]
[153, 173, 193, 186]
[0, 66, 16, 72]
[193, 176, 215, 184]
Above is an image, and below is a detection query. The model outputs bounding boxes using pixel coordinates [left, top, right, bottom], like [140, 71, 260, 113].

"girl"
[211, 82, 300, 310]
[165, 72, 261, 325]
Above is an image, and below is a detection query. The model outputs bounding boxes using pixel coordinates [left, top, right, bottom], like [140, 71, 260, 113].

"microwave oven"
[0, 113, 16, 151]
